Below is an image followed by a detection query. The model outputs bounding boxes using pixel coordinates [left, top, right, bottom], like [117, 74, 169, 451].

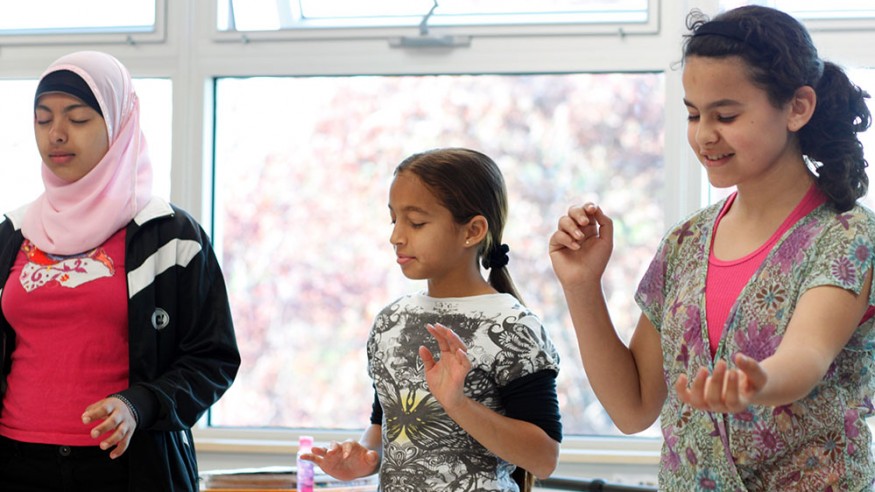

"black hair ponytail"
[800, 62, 871, 211]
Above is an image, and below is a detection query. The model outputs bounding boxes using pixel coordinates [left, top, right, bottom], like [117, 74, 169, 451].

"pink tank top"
[706, 186, 826, 356]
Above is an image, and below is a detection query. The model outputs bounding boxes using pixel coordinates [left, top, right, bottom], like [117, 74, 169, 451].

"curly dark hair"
[682, 6, 871, 211]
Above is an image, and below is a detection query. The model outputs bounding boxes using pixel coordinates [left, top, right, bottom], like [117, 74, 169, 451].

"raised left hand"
[419, 323, 472, 411]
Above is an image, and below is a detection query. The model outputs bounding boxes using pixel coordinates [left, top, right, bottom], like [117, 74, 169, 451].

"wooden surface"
[199, 465, 378, 491]
[202, 487, 375, 492]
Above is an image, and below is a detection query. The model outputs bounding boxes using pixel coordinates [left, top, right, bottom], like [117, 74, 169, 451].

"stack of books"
[199, 466, 378, 491]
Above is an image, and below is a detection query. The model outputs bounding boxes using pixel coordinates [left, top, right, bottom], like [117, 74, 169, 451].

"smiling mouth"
[703, 153, 733, 161]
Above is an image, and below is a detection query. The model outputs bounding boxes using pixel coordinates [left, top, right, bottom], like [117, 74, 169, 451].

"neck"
[732, 162, 815, 222]
[427, 270, 495, 299]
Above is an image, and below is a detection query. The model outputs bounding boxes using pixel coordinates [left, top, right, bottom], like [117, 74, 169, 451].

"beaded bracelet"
[110, 393, 140, 426]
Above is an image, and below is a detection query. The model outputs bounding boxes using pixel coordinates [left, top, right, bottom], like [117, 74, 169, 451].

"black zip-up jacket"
[0, 198, 241, 491]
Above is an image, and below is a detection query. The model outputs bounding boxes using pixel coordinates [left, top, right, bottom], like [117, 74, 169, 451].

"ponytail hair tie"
[482, 243, 510, 270]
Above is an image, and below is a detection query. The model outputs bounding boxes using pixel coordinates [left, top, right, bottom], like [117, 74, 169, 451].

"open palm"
[419, 323, 471, 411]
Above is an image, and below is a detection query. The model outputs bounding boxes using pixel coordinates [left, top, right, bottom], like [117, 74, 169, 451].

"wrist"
[110, 393, 139, 426]
[439, 393, 471, 417]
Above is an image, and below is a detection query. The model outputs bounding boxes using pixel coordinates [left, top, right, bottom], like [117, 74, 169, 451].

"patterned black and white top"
[367, 292, 560, 492]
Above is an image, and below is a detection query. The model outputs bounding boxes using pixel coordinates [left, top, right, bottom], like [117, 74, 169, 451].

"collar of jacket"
[133, 197, 174, 226]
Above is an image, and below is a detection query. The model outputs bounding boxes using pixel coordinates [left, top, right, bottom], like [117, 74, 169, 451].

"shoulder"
[1, 205, 29, 250]
[655, 201, 722, 254]
[666, 202, 721, 238]
[809, 203, 875, 243]
[492, 293, 543, 322]
[132, 198, 211, 243]
[374, 292, 422, 316]
[2, 204, 30, 232]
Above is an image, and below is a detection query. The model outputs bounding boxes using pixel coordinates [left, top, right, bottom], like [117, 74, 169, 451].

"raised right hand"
[548, 203, 614, 289]
[298, 439, 380, 482]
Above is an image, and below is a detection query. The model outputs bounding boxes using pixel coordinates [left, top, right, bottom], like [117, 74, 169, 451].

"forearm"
[750, 280, 872, 407]
[562, 283, 659, 432]
[359, 424, 382, 454]
[753, 346, 832, 407]
[443, 398, 559, 479]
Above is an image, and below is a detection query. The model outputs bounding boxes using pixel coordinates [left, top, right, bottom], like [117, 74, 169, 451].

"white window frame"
[211, 0, 661, 44]
[0, 0, 166, 46]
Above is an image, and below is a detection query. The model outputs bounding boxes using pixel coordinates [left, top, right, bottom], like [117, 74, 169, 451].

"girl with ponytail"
[302, 148, 562, 492]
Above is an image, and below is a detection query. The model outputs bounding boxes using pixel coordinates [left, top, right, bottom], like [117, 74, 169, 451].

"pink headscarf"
[22, 51, 153, 255]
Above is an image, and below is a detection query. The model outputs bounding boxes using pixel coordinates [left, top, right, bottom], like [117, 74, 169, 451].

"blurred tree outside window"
[210, 73, 666, 436]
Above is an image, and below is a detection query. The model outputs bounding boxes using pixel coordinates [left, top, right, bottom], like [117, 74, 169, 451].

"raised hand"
[548, 203, 614, 289]
[674, 354, 768, 413]
[419, 323, 472, 412]
[299, 439, 380, 481]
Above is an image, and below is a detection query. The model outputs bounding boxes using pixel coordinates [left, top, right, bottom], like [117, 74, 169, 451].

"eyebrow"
[683, 98, 743, 111]
[388, 204, 431, 215]
[35, 102, 92, 114]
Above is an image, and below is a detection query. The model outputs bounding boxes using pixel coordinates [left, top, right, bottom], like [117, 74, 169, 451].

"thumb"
[366, 450, 379, 463]
[591, 205, 614, 244]
[736, 353, 767, 389]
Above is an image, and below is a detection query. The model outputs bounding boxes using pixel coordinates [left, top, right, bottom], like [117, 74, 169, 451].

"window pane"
[0, 1, 156, 34]
[220, 0, 649, 31]
[211, 73, 665, 436]
[0, 79, 172, 213]
[719, 1, 875, 19]
[300, 0, 648, 18]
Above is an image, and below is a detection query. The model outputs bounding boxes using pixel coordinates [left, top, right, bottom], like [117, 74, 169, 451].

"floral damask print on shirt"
[19, 240, 114, 292]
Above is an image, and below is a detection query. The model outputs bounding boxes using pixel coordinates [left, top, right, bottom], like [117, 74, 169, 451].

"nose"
[389, 223, 403, 247]
[49, 122, 67, 144]
[693, 119, 718, 148]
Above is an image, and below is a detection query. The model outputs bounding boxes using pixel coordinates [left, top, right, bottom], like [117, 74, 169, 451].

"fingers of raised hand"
[436, 324, 467, 353]
[340, 440, 360, 459]
[555, 215, 585, 245]
[677, 363, 751, 413]
[702, 362, 727, 408]
[567, 203, 597, 223]
[454, 348, 472, 371]
[674, 367, 710, 409]
[312, 442, 342, 465]
[425, 323, 451, 352]
[298, 446, 324, 462]
[427, 323, 467, 353]
[721, 370, 744, 411]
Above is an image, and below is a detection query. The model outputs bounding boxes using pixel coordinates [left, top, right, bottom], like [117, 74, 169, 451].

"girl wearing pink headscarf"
[0, 51, 240, 491]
